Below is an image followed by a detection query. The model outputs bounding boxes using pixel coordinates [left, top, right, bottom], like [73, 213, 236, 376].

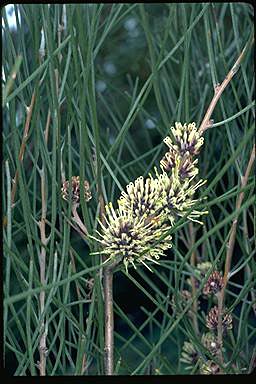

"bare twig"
[71, 205, 89, 236]
[38, 110, 51, 376]
[217, 145, 255, 361]
[11, 90, 36, 207]
[197, 36, 254, 370]
[94, 160, 115, 375]
[222, 145, 255, 289]
[92, 141, 115, 376]
[199, 37, 254, 135]
[99, 194, 115, 375]
[103, 266, 114, 375]
[64, 214, 88, 239]
[216, 292, 224, 366]
[98, 190, 120, 375]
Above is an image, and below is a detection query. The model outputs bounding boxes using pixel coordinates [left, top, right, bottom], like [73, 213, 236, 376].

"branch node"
[214, 83, 221, 93]
[231, 64, 239, 75]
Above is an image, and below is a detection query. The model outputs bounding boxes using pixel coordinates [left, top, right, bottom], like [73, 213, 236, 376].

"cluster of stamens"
[94, 122, 207, 271]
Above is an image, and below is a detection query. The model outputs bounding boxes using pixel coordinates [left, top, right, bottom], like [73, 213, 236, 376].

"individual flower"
[206, 306, 233, 332]
[160, 150, 199, 180]
[61, 176, 92, 204]
[180, 341, 199, 370]
[118, 175, 165, 223]
[157, 170, 207, 224]
[160, 148, 177, 172]
[163, 122, 204, 157]
[201, 332, 222, 356]
[92, 203, 172, 272]
[200, 360, 221, 375]
[178, 154, 199, 180]
[203, 271, 224, 295]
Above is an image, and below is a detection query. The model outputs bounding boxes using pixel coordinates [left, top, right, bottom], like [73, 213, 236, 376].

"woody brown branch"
[199, 37, 253, 135]
[217, 144, 255, 365]
[38, 109, 51, 376]
[197, 36, 254, 370]
[11, 90, 36, 207]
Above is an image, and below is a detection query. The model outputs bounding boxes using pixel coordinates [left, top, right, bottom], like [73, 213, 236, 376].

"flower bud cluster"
[206, 305, 232, 332]
[61, 176, 92, 204]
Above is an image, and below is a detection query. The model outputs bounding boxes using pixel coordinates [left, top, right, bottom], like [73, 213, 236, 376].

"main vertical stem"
[38, 111, 50, 376]
[103, 266, 114, 375]
[39, 168, 47, 376]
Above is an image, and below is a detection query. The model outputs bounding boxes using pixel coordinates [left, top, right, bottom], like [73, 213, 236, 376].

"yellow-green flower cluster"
[161, 122, 204, 180]
[92, 202, 172, 272]
[95, 122, 207, 271]
[157, 170, 207, 224]
[118, 175, 164, 222]
[163, 122, 204, 157]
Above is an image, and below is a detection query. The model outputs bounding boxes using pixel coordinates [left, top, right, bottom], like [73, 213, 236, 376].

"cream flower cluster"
[91, 202, 172, 272]
[95, 122, 207, 272]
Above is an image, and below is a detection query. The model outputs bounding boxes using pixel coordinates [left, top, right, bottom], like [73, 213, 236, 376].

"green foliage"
[2, 3, 255, 375]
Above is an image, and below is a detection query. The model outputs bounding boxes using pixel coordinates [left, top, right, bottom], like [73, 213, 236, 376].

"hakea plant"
[61, 122, 208, 376]
[92, 122, 207, 272]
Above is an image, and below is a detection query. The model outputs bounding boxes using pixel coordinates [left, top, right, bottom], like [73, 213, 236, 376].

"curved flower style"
[92, 203, 172, 272]
[163, 122, 204, 157]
